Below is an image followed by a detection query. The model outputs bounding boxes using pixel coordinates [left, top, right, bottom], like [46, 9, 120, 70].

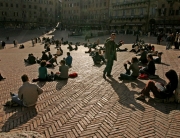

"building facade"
[80, 0, 109, 30]
[61, 0, 81, 29]
[109, 0, 180, 34]
[149, 0, 180, 34]
[61, 0, 109, 30]
[0, 0, 61, 29]
[109, 0, 150, 34]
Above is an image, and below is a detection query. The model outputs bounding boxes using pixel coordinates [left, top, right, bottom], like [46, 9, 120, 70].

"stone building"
[149, 0, 180, 34]
[61, 0, 81, 29]
[61, 0, 109, 30]
[109, 0, 150, 34]
[109, 0, 180, 34]
[80, 0, 109, 30]
[0, 0, 61, 29]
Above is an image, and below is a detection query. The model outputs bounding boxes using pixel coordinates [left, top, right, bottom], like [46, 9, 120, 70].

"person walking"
[103, 33, 118, 78]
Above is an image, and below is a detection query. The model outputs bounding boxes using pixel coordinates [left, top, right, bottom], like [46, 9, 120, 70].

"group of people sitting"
[24, 51, 72, 68]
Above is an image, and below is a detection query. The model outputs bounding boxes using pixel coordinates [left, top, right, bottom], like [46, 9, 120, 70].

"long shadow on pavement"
[106, 77, 145, 112]
[1, 106, 37, 132]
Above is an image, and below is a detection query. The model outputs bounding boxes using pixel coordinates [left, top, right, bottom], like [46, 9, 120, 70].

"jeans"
[11, 94, 24, 106]
[120, 69, 137, 80]
[103, 56, 114, 75]
[141, 81, 166, 99]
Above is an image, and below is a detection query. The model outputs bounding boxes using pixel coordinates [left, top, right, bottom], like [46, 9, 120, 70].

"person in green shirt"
[103, 33, 118, 78]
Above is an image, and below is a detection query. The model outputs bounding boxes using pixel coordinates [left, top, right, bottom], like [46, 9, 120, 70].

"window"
[29, 5, 31, 8]
[6, 3, 8, 7]
[16, 4, 18, 8]
[0, 3, 3, 7]
[11, 4, 13, 7]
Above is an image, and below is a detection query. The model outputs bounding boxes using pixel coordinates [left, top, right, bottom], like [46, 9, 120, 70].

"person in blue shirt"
[65, 52, 72, 67]
[38, 60, 48, 81]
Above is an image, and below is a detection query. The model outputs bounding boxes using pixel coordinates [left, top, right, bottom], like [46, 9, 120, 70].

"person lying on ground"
[10, 74, 43, 107]
[136, 69, 178, 101]
[119, 57, 139, 80]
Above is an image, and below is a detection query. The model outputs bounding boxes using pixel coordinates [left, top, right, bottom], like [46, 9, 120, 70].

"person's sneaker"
[136, 95, 145, 100]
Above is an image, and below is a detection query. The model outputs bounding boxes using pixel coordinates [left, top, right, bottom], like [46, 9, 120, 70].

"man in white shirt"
[11, 74, 43, 107]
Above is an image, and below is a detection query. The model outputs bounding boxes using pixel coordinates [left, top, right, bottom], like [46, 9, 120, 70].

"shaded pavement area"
[0, 30, 180, 138]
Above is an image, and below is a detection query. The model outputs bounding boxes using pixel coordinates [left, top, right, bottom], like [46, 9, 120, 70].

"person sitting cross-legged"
[154, 52, 162, 64]
[47, 55, 58, 68]
[119, 57, 139, 80]
[64, 52, 73, 67]
[24, 53, 36, 64]
[92, 52, 106, 65]
[10, 74, 43, 107]
[139, 48, 148, 64]
[136, 69, 178, 101]
[53, 60, 69, 80]
[139, 54, 156, 76]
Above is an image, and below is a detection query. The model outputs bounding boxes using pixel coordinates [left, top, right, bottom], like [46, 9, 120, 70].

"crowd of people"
[1, 32, 179, 108]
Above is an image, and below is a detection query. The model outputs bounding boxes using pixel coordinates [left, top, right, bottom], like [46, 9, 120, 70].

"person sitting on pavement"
[45, 45, 50, 52]
[119, 57, 139, 80]
[92, 52, 106, 65]
[33, 60, 54, 82]
[154, 52, 163, 64]
[138, 48, 148, 64]
[85, 47, 92, 53]
[47, 55, 58, 68]
[24, 54, 36, 64]
[139, 54, 156, 76]
[59, 47, 63, 54]
[53, 60, 69, 80]
[64, 52, 72, 67]
[19, 44, 24, 49]
[37, 51, 49, 63]
[68, 44, 73, 51]
[116, 40, 128, 52]
[48, 52, 52, 60]
[0, 73, 6, 81]
[136, 69, 178, 101]
[54, 48, 62, 56]
[10, 74, 43, 107]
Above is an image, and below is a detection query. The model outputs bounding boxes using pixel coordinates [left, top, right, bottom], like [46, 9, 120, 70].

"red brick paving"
[0, 34, 180, 138]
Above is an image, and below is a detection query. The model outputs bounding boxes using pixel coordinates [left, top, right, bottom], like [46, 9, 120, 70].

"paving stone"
[0, 31, 180, 138]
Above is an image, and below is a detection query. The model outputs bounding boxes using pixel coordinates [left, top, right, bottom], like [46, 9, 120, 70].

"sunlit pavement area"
[0, 29, 180, 138]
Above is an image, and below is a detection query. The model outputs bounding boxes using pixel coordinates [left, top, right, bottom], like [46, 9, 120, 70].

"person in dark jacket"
[140, 54, 155, 75]
[154, 52, 162, 64]
[24, 54, 36, 64]
[92, 52, 106, 64]
[136, 69, 178, 100]
[41, 51, 49, 61]
[139, 49, 148, 64]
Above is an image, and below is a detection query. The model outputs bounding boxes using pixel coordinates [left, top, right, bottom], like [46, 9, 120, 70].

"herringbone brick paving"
[0, 33, 180, 138]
